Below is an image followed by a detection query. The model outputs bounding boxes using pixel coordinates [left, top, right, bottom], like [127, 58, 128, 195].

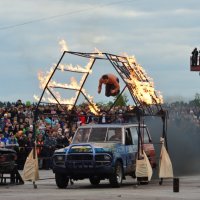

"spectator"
[98, 111, 110, 124]
[109, 129, 122, 141]
[115, 110, 125, 123]
[3, 126, 10, 138]
[36, 133, 44, 169]
[191, 47, 198, 66]
[6, 133, 19, 150]
[16, 132, 27, 169]
[43, 132, 57, 169]
[1, 98, 200, 171]
[0, 131, 7, 147]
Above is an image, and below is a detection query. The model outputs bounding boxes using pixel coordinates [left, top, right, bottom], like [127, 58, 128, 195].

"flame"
[123, 54, 163, 105]
[33, 94, 40, 102]
[80, 88, 100, 114]
[59, 39, 69, 52]
[59, 64, 65, 72]
[37, 63, 100, 113]
[85, 58, 95, 71]
[94, 48, 103, 57]
[47, 91, 77, 106]
[88, 103, 100, 115]
[48, 77, 80, 90]
[33, 94, 46, 102]
[58, 58, 94, 73]
[37, 66, 55, 89]
[35, 40, 162, 115]
[36, 40, 97, 110]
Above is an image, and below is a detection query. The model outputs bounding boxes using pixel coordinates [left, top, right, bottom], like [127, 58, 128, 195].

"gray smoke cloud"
[146, 116, 200, 176]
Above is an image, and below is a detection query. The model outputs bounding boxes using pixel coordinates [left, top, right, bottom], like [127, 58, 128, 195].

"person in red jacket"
[98, 74, 120, 97]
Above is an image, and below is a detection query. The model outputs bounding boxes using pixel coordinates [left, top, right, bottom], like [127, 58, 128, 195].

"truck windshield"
[73, 128, 91, 143]
[89, 128, 107, 142]
[73, 127, 122, 143]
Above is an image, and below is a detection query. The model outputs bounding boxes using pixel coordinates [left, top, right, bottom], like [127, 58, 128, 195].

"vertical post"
[199, 55, 200, 66]
[137, 115, 141, 159]
[161, 109, 168, 151]
[173, 178, 179, 192]
[134, 106, 142, 159]
[32, 109, 38, 189]
[159, 109, 169, 186]
[33, 109, 38, 159]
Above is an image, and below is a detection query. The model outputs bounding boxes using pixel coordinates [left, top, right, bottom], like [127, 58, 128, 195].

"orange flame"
[36, 41, 100, 113]
[93, 48, 103, 57]
[88, 103, 100, 115]
[59, 39, 69, 52]
[123, 54, 163, 105]
[36, 42, 162, 112]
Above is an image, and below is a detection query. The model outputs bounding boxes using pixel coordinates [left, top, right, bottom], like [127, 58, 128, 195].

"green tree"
[113, 93, 128, 107]
[189, 93, 200, 106]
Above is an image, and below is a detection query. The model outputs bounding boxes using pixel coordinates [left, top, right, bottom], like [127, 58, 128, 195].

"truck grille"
[67, 154, 94, 169]
[67, 154, 93, 161]
[66, 153, 111, 169]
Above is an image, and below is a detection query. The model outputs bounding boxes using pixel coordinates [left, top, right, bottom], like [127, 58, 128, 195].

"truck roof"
[77, 123, 146, 128]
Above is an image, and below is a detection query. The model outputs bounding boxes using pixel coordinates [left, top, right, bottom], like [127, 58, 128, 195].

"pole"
[32, 109, 38, 189]
[134, 106, 142, 159]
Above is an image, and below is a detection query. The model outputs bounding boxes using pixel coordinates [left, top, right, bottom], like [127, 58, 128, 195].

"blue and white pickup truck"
[52, 123, 156, 188]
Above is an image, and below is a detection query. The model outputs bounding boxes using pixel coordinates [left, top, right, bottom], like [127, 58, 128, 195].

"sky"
[0, 0, 200, 104]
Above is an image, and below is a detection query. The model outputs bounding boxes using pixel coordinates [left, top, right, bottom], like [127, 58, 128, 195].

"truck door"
[140, 127, 156, 168]
[124, 127, 138, 173]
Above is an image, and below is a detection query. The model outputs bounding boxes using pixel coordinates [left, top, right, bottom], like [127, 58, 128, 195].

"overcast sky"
[0, 0, 200, 104]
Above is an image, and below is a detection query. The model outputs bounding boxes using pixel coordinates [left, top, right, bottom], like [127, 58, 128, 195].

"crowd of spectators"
[0, 100, 133, 169]
[166, 102, 200, 128]
[0, 99, 200, 170]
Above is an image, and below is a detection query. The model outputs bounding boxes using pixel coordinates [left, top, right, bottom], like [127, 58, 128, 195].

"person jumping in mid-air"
[98, 74, 120, 97]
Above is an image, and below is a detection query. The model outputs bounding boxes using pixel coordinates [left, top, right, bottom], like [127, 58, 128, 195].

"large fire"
[35, 42, 100, 113]
[35, 40, 163, 114]
[123, 54, 163, 105]
[59, 39, 69, 52]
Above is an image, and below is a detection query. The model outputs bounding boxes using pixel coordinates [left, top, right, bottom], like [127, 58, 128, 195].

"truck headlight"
[104, 155, 111, 161]
[56, 155, 65, 161]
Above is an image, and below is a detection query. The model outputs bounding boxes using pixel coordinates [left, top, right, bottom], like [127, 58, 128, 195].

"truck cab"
[52, 123, 156, 188]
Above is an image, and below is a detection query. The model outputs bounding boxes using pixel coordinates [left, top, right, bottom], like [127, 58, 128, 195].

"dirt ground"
[1, 170, 200, 200]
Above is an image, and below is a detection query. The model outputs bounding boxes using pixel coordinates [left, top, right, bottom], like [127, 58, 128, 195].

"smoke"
[146, 116, 200, 176]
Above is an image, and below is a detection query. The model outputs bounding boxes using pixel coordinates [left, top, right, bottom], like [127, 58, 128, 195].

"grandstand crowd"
[0, 99, 200, 170]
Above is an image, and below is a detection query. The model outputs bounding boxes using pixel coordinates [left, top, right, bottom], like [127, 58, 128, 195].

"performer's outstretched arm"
[98, 78, 103, 94]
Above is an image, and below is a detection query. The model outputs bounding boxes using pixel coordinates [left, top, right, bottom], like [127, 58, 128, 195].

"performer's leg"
[110, 90, 120, 96]
[105, 84, 111, 97]
[109, 84, 120, 96]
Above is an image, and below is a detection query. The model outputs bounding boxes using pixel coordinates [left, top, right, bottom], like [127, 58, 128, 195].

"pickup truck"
[52, 123, 156, 188]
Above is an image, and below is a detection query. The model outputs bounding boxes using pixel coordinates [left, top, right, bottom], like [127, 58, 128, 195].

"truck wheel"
[55, 173, 69, 189]
[89, 177, 100, 185]
[109, 161, 123, 188]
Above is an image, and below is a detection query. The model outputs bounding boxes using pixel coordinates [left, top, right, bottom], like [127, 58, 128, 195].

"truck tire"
[109, 161, 123, 188]
[89, 176, 101, 185]
[55, 173, 69, 189]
